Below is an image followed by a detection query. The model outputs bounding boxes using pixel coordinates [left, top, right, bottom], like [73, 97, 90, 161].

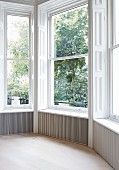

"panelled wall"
[38, 112, 88, 145]
[94, 121, 119, 170]
[0, 112, 33, 135]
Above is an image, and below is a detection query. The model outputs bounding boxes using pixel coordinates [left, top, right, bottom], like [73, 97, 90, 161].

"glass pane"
[113, 48, 119, 115]
[113, 0, 119, 45]
[7, 60, 29, 106]
[54, 57, 88, 108]
[53, 4, 88, 58]
[7, 15, 29, 59]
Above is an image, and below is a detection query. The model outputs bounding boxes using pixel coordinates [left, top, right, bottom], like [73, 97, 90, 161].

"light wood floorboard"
[0, 134, 114, 170]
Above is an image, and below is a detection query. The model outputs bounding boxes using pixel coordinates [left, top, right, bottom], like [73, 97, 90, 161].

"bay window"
[6, 14, 31, 107]
[5, 12, 31, 107]
[0, 2, 33, 110]
[48, 2, 88, 110]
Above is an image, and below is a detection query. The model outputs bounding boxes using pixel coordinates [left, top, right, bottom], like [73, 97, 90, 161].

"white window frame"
[4, 10, 33, 110]
[47, 1, 88, 111]
[109, 0, 119, 121]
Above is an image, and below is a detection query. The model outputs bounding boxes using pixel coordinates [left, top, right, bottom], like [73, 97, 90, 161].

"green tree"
[7, 17, 29, 103]
[54, 5, 88, 107]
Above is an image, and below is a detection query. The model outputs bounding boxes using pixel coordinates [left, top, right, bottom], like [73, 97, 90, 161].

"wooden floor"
[0, 134, 113, 170]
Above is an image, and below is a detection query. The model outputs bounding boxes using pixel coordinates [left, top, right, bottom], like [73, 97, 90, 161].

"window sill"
[0, 109, 33, 114]
[39, 108, 88, 119]
[94, 118, 119, 135]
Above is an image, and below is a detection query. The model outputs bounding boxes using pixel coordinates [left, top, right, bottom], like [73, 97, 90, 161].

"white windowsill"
[39, 109, 88, 119]
[94, 118, 119, 135]
[0, 109, 33, 113]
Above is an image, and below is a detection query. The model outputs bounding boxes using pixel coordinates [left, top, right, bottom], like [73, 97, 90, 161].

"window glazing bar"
[49, 54, 88, 61]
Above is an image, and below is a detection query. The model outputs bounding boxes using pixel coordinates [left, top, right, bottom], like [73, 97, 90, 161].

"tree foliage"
[7, 17, 29, 101]
[54, 5, 88, 107]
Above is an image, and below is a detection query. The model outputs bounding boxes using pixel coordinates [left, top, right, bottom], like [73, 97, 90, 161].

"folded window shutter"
[92, 0, 107, 118]
[38, 6, 48, 109]
[0, 6, 4, 110]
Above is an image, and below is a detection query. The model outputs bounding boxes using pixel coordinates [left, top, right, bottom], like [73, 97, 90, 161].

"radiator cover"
[38, 112, 88, 145]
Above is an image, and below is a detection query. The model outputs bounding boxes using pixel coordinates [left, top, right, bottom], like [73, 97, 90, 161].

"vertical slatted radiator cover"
[0, 112, 33, 136]
[38, 112, 88, 145]
[94, 121, 119, 170]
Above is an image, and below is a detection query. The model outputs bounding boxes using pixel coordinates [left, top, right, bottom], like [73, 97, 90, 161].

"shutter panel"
[38, 6, 47, 109]
[92, 0, 107, 118]
[0, 6, 4, 110]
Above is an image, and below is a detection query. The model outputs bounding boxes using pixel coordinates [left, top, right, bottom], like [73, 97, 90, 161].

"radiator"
[38, 112, 88, 145]
[94, 121, 119, 170]
[0, 112, 33, 135]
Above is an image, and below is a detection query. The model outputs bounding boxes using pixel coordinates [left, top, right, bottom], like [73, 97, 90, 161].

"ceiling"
[0, 0, 49, 5]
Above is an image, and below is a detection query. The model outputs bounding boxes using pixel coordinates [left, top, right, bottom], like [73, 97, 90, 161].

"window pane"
[113, 0, 119, 45]
[54, 57, 88, 108]
[53, 5, 88, 58]
[113, 48, 119, 115]
[7, 60, 29, 106]
[7, 15, 29, 59]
